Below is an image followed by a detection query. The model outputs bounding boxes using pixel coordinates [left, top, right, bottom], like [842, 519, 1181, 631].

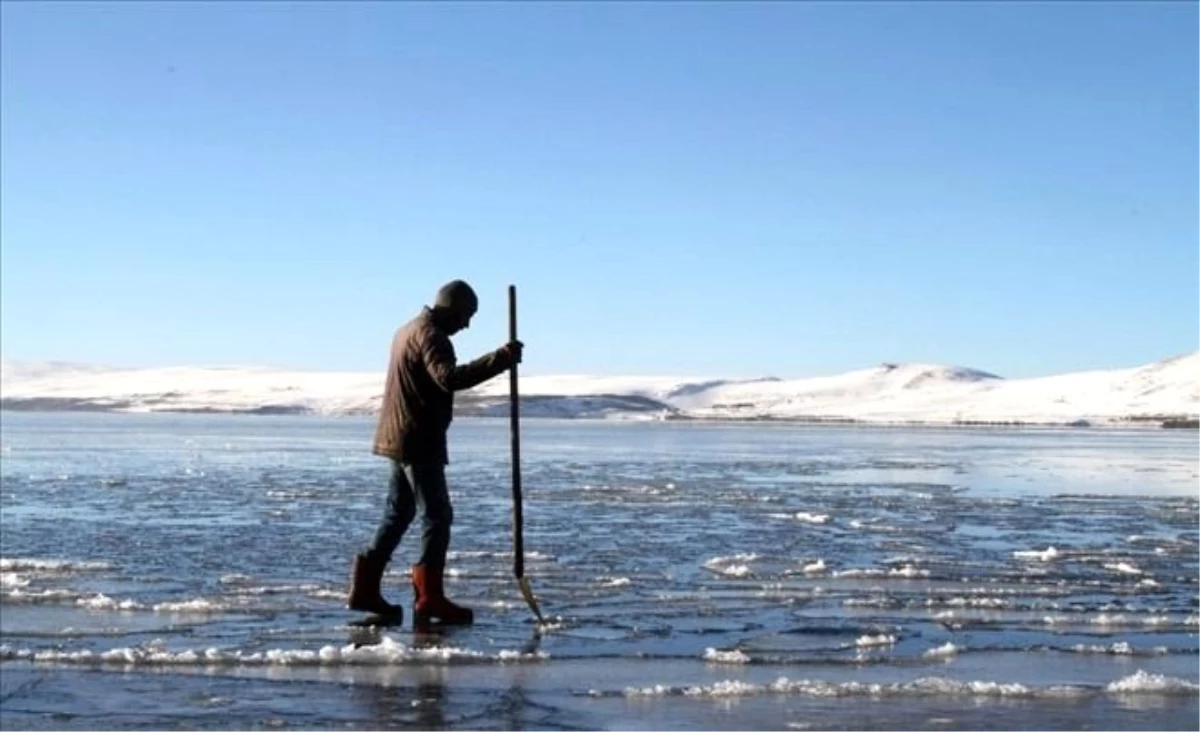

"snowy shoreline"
[1, 353, 1196, 428]
[0, 399, 1195, 430]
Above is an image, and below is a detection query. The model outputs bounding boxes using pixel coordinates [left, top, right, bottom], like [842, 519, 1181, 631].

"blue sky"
[2, 1, 1196, 379]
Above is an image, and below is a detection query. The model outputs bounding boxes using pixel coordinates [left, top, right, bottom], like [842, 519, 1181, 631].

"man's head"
[432, 279, 478, 334]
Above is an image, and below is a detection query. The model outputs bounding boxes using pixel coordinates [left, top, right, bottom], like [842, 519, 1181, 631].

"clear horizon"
[2, 2, 1196, 379]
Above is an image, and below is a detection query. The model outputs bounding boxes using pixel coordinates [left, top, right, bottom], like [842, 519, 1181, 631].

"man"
[348, 279, 522, 625]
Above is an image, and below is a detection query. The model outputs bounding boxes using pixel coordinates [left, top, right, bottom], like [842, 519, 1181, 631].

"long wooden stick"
[509, 285, 544, 623]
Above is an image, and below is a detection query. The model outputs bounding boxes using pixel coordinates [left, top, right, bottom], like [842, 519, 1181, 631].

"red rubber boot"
[412, 564, 474, 626]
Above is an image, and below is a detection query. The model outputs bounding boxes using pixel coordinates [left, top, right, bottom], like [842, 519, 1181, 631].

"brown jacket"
[372, 308, 510, 464]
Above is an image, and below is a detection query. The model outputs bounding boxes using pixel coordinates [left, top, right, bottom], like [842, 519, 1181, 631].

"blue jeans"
[366, 461, 453, 568]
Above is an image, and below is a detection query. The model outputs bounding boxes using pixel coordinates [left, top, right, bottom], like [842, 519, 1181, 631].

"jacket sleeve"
[422, 330, 511, 393]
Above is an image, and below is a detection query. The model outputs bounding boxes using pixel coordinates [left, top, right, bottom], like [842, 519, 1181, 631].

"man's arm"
[422, 331, 516, 392]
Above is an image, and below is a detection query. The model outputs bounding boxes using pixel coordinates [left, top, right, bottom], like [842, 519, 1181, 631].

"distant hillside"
[2, 353, 1196, 427]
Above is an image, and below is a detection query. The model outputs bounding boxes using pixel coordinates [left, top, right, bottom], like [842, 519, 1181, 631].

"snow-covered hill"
[1, 353, 1196, 427]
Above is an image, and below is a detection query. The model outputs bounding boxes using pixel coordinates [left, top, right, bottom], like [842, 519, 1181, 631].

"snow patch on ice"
[153, 599, 232, 614]
[0, 557, 112, 572]
[1013, 547, 1059, 562]
[0, 572, 30, 588]
[923, 643, 959, 658]
[617, 675, 1138, 698]
[1104, 562, 1142, 575]
[703, 647, 751, 664]
[1106, 670, 1200, 694]
[705, 554, 758, 577]
[888, 565, 930, 578]
[0, 636, 550, 666]
[832, 568, 886, 578]
[76, 594, 143, 611]
[619, 673, 1200, 699]
[4, 588, 76, 602]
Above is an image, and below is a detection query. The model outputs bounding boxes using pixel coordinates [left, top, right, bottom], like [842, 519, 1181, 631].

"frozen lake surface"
[1, 413, 1196, 730]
